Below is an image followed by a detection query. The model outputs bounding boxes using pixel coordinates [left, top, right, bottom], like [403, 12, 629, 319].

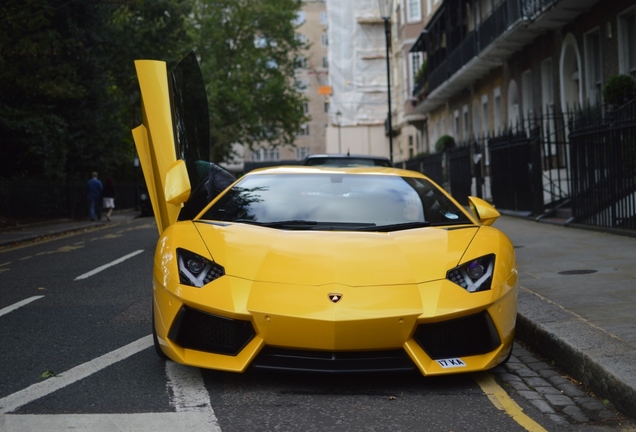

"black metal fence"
[401, 98, 636, 233]
[0, 180, 141, 221]
[569, 99, 636, 230]
[395, 153, 444, 185]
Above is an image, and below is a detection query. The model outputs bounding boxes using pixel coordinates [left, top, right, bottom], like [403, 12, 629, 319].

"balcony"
[413, 0, 601, 114]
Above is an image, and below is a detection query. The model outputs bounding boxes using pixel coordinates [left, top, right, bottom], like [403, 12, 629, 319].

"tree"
[603, 75, 636, 107]
[190, 0, 309, 162]
[0, 0, 193, 182]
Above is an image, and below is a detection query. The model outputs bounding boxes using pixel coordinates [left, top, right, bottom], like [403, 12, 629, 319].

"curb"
[516, 288, 636, 420]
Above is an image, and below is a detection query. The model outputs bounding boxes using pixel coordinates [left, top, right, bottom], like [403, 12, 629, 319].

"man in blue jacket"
[87, 171, 103, 221]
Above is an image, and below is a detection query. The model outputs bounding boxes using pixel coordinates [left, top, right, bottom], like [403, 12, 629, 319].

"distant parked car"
[303, 154, 393, 167]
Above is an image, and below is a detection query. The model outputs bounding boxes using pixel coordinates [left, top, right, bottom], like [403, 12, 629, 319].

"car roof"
[246, 165, 425, 178]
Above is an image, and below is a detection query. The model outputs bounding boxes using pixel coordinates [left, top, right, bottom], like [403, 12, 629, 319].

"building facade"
[242, 0, 330, 169]
[325, 0, 394, 159]
[410, 0, 635, 150]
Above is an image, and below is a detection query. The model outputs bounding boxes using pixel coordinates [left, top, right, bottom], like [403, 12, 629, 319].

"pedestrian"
[87, 171, 103, 221]
[102, 178, 115, 221]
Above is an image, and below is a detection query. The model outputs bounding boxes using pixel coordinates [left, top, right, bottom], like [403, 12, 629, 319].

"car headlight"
[446, 254, 495, 293]
[177, 248, 225, 287]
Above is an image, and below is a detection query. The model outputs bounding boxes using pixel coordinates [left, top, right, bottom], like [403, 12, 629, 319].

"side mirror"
[165, 160, 191, 206]
[468, 196, 500, 226]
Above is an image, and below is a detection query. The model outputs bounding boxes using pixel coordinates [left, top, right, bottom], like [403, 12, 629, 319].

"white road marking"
[1, 412, 219, 431]
[165, 362, 221, 429]
[0, 296, 45, 318]
[0, 335, 152, 414]
[167, 362, 212, 412]
[0, 336, 222, 431]
[74, 249, 144, 280]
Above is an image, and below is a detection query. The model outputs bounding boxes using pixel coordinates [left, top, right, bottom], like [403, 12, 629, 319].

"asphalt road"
[0, 217, 633, 431]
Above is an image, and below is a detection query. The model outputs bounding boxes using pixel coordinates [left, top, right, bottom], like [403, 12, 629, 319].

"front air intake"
[413, 311, 501, 359]
[168, 306, 255, 355]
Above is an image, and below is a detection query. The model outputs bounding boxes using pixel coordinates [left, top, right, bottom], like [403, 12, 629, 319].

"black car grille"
[413, 312, 501, 359]
[168, 306, 255, 356]
[252, 347, 416, 373]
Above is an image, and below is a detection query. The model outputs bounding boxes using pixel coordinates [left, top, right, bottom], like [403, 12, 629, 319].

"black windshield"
[199, 173, 471, 231]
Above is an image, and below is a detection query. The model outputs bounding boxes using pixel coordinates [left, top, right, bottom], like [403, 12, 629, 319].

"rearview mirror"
[468, 196, 500, 226]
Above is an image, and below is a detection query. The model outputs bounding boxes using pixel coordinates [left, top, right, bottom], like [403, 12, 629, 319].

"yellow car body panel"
[132, 60, 181, 235]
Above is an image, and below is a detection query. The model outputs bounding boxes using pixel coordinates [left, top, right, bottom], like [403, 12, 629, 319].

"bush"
[603, 75, 636, 106]
[435, 135, 456, 153]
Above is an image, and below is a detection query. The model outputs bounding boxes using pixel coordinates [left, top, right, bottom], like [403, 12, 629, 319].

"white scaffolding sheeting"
[328, 0, 389, 127]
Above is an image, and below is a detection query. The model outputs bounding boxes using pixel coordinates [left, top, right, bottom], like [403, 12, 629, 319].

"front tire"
[152, 306, 169, 360]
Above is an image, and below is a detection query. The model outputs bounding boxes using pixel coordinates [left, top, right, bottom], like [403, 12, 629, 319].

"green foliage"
[190, 0, 309, 162]
[414, 60, 427, 84]
[603, 75, 636, 106]
[0, 0, 307, 180]
[435, 135, 456, 153]
[0, 0, 193, 182]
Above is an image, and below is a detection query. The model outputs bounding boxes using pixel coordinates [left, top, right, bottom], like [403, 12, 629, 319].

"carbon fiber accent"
[252, 347, 416, 373]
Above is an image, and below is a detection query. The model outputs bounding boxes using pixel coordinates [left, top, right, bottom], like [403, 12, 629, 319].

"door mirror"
[165, 160, 191, 206]
[468, 196, 500, 226]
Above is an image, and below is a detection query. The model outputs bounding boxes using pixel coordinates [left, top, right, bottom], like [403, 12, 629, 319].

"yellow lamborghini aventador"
[133, 53, 518, 376]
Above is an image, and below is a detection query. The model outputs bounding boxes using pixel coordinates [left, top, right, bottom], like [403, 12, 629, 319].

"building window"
[618, 8, 636, 76]
[541, 58, 554, 113]
[322, 56, 329, 68]
[293, 11, 306, 26]
[481, 94, 489, 135]
[462, 105, 469, 142]
[296, 147, 310, 160]
[521, 69, 534, 124]
[302, 102, 309, 114]
[493, 87, 502, 133]
[321, 33, 328, 46]
[296, 56, 307, 69]
[295, 33, 307, 45]
[453, 110, 460, 142]
[296, 78, 309, 92]
[324, 101, 330, 113]
[252, 148, 280, 162]
[407, 0, 421, 22]
[298, 124, 310, 136]
[472, 100, 480, 138]
[584, 28, 602, 105]
[320, 11, 328, 25]
[409, 52, 423, 94]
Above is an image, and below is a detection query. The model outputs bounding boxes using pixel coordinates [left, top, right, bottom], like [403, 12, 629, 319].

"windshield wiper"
[356, 221, 431, 232]
[233, 219, 318, 228]
[233, 219, 377, 231]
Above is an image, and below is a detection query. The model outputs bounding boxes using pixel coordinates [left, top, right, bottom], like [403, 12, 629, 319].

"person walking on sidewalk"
[102, 178, 115, 221]
[87, 171, 103, 221]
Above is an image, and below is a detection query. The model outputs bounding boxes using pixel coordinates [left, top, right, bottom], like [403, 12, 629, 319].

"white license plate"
[436, 358, 466, 368]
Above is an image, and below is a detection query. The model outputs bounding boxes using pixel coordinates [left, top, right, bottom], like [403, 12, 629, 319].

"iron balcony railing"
[415, 0, 527, 97]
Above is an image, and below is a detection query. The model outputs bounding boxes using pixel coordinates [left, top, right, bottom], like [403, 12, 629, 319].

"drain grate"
[558, 269, 597, 275]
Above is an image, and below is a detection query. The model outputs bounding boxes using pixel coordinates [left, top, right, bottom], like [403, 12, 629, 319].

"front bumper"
[153, 269, 517, 376]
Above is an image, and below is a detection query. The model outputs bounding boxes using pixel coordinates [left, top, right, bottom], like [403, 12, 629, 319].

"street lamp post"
[336, 110, 342, 153]
[378, 0, 394, 162]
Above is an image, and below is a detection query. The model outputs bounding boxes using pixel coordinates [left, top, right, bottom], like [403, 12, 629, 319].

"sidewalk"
[494, 216, 636, 420]
[0, 212, 634, 419]
[0, 209, 140, 249]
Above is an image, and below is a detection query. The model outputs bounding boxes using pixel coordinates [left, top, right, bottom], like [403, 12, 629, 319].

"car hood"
[195, 222, 479, 286]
